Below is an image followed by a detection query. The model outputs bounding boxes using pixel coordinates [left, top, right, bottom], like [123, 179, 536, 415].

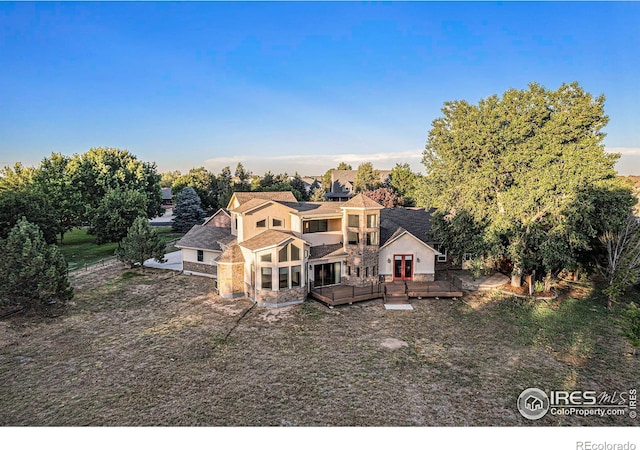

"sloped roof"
[309, 243, 347, 260]
[341, 193, 384, 209]
[379, 207, 434, 246]
[202, 208, 230, 225]
[175, 225, 231, 251]
[330, 169, 391, 192]
[161, 187, 173, 200]
[216, 244, 245, 264]
[233, 191, 298, 205]
[281, 201, 345, 216]
[239, 229, 298, 252]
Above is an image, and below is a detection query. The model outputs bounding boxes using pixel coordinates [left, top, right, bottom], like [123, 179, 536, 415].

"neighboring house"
[301, 176, 322, 194]
[326, 169, 392, 201]
[176, 191, 442, 307]
[161, 187, 173, 208]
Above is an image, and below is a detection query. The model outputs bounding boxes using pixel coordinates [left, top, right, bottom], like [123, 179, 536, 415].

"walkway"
[143, 250, 182, 271]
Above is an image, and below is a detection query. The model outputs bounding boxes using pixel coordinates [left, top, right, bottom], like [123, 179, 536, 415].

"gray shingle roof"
[309, 243, 347, 260]
[239, 229, 298, 251]
[175, 225, 232, 251]
[379, 207, 434, 246]
[233, 191, 298, 205]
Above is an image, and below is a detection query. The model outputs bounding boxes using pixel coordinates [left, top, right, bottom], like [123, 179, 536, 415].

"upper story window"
[348, 214, 359, 227]
[291, 244, 300, 261]
[347, 230, 359, 245]
[257, 219, 266, 228]
[303, 220, 328, 233]
[197, 250, 204, 262]
[366, 214, 378, 228]
[366, 231, 378, 246]
[260, 253, 272, 262]
[272, 218, 283, 227]
[279, 246, 288, 262]
[278, 243, 301, 262]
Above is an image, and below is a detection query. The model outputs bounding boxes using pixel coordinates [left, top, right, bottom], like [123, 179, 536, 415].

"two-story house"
[176, 191, 442, 307]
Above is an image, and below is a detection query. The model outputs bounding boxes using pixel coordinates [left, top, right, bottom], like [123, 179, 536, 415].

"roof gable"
[379, 207, 434, 246]
[239, 229, 304, 252]
[176, 225, 232, 252]
[341, 193, 384, 209]
[228, 191, 298, 209]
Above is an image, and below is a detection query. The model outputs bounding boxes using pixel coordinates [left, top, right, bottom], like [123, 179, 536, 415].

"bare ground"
[0, 266, 638, 426]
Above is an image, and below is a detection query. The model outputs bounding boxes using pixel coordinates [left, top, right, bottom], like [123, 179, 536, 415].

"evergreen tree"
[0, 218, 73, 310]
[172, 187, 206, 232]
[216, 166, 234, 209]
[310, 186, 327, 201]
[116, 216, 166, 268]
[234, 163, 251, 192]
[291, 173, 310, 201]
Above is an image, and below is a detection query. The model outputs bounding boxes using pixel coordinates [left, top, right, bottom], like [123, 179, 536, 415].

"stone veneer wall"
[183, 261, 217, 276]
[217, 262, 245, 298]
[381, 273, 435, 283]
[255, 285, 306, 306]
[344, 208, 380, 286]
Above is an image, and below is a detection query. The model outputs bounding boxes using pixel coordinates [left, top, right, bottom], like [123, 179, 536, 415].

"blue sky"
[1, 1, 639, 176]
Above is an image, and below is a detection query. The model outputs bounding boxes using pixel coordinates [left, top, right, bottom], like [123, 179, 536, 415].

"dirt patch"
[380, 338, 408, 350]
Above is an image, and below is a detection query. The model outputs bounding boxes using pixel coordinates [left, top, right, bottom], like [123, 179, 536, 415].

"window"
[303, 220, 328, 233]
[463, 253, 472, 261]
[261, 267, 272, 290]
[279, 246, 288, 262]
[197, 250, 204, 262]
[314, 262, 341, 287]
[347, 230, 359, 245]
[367, 214, 378, 228]
[290, 244, 300, 261]
[348, 266, 351, 276]
[356, 267, 360, 277]
[436, 244, 448, 263]
[272, 218, 283, 227]
[260, 253, 272, 262]
[373, 265, 377, 277]
[257, 219, 266, 228]
[365, 267, 369, 277]
[366, 231, 378, 246]
[291, 265, 301, 287]
[348, 214, 359, 227]
[235, 217, 238, 230]
[279, 267, 289, 289]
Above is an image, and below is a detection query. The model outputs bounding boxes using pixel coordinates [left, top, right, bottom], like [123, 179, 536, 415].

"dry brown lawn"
[0, 265, 638, 426]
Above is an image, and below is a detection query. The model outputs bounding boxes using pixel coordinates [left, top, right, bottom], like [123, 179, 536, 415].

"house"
[176, 191, 442, 307]
[161, 187, 173, 208]
[326, 169, 391, 201]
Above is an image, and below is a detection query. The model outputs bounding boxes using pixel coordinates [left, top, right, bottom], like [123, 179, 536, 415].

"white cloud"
[605, 147, 640, 156]
[203, 150, 424, 175]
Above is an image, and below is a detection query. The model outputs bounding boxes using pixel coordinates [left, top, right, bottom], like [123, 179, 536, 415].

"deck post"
[352, 285, 355, 298]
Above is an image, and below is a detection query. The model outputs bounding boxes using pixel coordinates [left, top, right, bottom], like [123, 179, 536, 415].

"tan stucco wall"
[241, 202, 295, 242]
[378, 233, 436, 277]
[181, 248, 221, 265]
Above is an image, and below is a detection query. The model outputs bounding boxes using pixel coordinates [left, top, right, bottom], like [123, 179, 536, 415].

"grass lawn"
[0, 265, 638, 426]
[58, 227, 183, 271]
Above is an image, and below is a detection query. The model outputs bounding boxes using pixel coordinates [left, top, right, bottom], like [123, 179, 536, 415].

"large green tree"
[172, 167, 217, 213]
[116, 216, 166, 268]
[421, 82, 634, 286]
[33, 153, 83, 244]
[0, 188, 58, 244]
[67, 147, 163, 220]
[0, 218, 73, 310]
[354, 162, 382, 193]
[388, 163, 422, 206]
[90, 188, 149, 244]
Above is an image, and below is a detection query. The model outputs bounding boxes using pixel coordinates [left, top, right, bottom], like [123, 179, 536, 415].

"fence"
[312, 281, 383, 303]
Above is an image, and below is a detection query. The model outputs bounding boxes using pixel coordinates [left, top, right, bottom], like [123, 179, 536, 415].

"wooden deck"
[309, 280, 463, 307]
